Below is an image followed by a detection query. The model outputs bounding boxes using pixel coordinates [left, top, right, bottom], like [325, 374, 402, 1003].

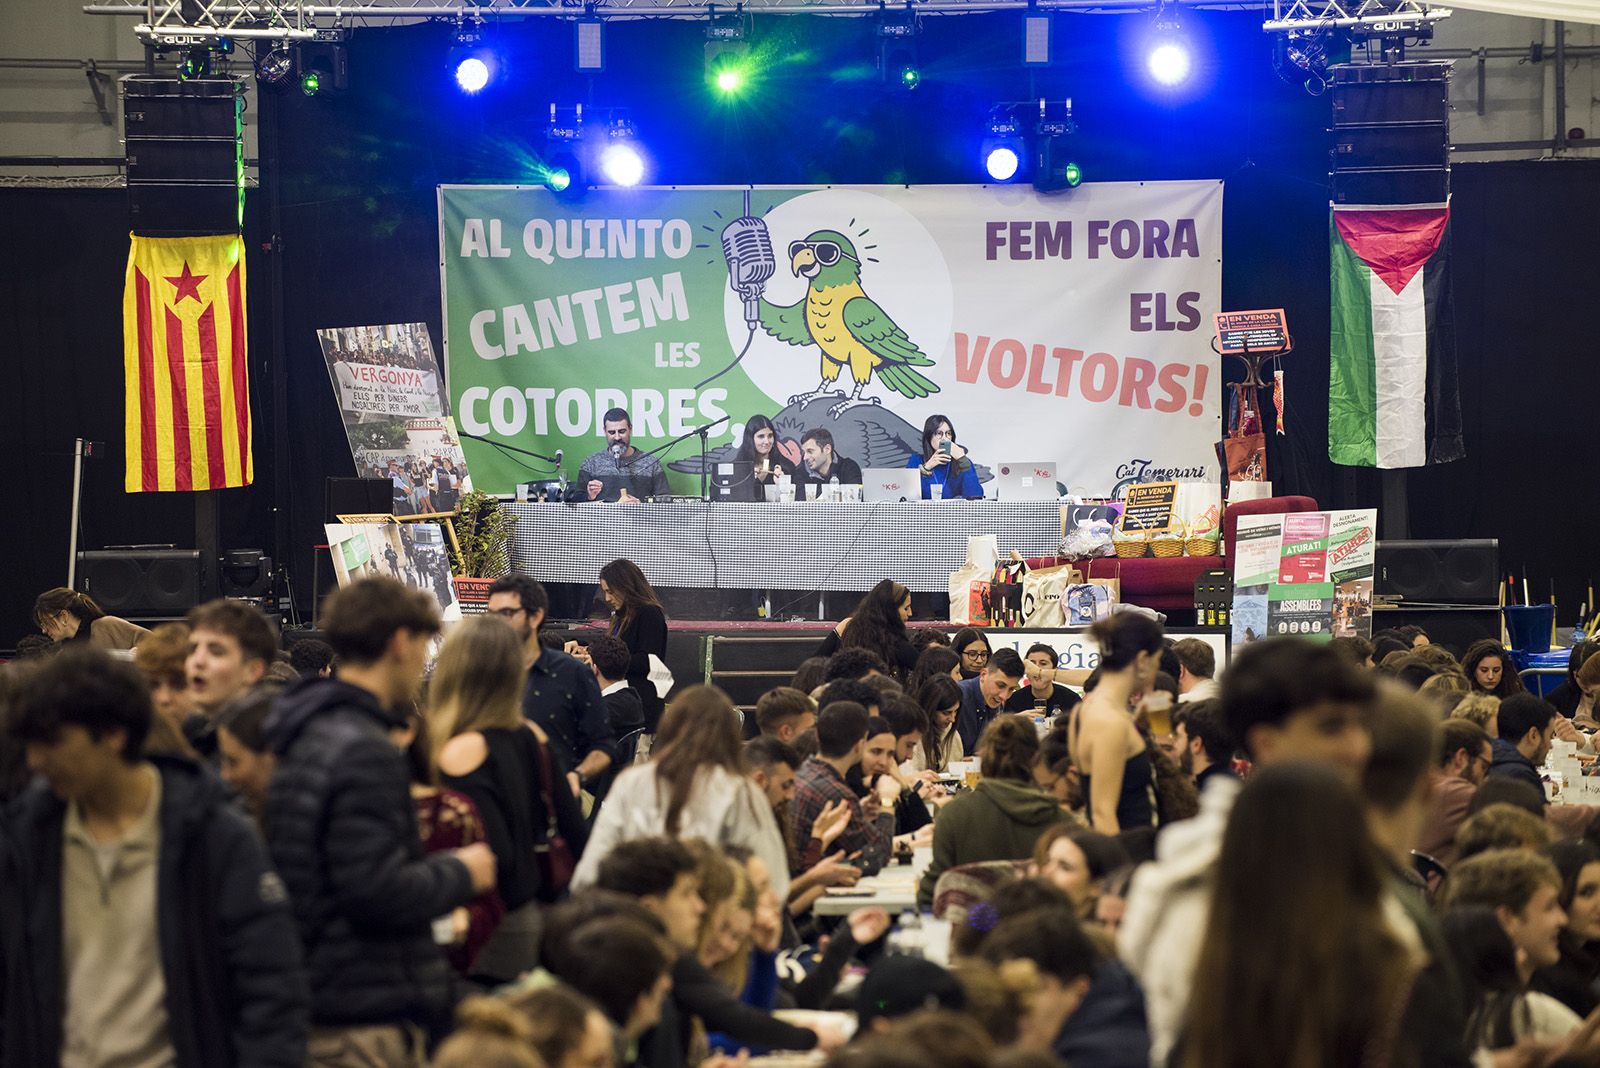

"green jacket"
[918, 778, 1072, 908]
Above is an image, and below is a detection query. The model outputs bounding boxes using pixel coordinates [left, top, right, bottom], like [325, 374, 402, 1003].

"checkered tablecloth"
[505, 500, 1063, 592]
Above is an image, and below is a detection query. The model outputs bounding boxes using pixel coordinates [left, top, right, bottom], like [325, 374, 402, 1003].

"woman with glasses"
[907, 413, 983, 500]
[952, 627, 992, 680]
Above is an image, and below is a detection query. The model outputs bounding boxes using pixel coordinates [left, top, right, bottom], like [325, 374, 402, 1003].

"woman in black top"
[430, 617, 588, 980]
[601, 558, 670, 731]
[1546, 641, 1600, 720]
[813, 579, 918, 679]
[733, 414, 797, 501]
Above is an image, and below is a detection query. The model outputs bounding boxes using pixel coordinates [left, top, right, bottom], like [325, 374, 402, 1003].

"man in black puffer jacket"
[263, 578, 497, 1065]
[0, 646, 308, 1068]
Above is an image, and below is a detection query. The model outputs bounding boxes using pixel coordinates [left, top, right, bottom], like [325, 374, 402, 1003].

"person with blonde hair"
[1420, 670, 1473, 715]
[1453, 692, 1503, 739]
[133, 622, 197, 735]
[433, 996, 545, 1068]
[431, 615, 589, 980]
[573, 684, 790, 900]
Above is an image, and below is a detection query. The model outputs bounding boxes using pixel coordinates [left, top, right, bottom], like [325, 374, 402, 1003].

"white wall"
[1, 0, 1594, 180]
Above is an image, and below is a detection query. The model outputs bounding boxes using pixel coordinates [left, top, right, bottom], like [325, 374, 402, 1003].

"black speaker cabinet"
[123, 75, 244, 235]
[1329, 62, 1449, 206]
[77, 549, 202, 619]
[1375, 539, 1499, 606]
[325, 477, 393, 520]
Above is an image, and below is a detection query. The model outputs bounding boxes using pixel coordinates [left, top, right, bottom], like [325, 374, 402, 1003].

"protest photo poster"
[318, 323, 473, 517]
[1328, 509, 1378, 638]
[325, 522, 461, 623]
[1230, 508, 1378, 644]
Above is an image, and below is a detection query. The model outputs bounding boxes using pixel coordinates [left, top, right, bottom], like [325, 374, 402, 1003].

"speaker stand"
[196, 490, 220, 602]
[68, 437, 86, 588]
[1381, 469, 1410, 541]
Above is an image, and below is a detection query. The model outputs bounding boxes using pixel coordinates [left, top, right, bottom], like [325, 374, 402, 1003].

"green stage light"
[899, 65, 921, 89]
[545, 167, 572, 192]
[1064, 162, 1083, 186]
[300, 69, 321, 96]
[716, 66, 743, 93]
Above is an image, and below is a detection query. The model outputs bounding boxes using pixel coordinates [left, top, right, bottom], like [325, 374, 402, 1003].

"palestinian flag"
[1328, 203, 1463, 469]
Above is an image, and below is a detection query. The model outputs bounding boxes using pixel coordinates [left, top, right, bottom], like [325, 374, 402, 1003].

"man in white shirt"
[1171, 638, 1219, 703]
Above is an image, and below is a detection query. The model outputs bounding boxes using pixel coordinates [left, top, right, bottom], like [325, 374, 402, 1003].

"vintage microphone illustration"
[696, 188, 774, 389]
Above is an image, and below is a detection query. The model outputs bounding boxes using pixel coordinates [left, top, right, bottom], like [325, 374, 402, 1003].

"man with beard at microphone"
[571, 407, 671, 502]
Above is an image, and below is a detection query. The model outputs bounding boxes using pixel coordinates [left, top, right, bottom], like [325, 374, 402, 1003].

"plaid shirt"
[792, 756, 892, 876]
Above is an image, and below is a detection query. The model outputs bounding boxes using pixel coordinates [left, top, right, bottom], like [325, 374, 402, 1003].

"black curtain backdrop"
[3, 11, 1598, 640]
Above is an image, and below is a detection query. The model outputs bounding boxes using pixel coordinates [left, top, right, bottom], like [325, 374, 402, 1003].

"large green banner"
[439, 182, 1223, 496]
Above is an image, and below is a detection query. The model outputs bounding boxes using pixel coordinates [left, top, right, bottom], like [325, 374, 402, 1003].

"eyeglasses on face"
[788, 240, 858, 267]
[962, 648, 990, 661]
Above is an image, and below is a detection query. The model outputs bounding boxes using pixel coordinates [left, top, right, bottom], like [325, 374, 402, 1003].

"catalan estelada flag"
[124, 233, 253, 492]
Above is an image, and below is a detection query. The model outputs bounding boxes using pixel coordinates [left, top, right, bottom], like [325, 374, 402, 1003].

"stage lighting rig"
[877, 9, 921, 89]
[1144, 9, 1193, 87]
[1032, 98, 1082, 191]
[449, 21, 497, 93]
[1263, 0, 1448, 64]
[600, 115, 646, 187]
[544, 103, 587, 194]
[705, 11, 752, 95]
[980, 109, 1024, 182]
[256, 46, 296, 88]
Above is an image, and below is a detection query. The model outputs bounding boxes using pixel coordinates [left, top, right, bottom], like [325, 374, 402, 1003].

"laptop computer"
[861, 468, 916, 503]
[992, 462, 1060, 501]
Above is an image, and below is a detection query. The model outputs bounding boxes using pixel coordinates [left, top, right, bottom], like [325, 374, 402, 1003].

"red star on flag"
[164, 262, 208, 304]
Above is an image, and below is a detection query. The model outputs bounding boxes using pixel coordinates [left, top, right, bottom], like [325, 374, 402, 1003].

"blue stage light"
[455, 55, 491, 93]
[1147, 41, 1192, 86]
[600, 142, 644, 187]
[985, 147, 1020, 182]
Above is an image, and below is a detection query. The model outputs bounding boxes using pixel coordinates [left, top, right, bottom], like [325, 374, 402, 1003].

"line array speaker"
[1329, 62, 1450, 205]
[123, 75, 244, 235]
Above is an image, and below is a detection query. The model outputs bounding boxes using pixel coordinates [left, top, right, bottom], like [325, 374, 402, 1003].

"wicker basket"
[1114, 538, 1148, 559]
[1151, 537, 1185, 558]
[1185, 537, 1220, 557]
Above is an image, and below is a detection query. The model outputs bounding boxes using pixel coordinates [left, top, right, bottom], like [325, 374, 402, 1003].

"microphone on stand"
[721, 214, 775, 330]
[610, 442, 625, 463]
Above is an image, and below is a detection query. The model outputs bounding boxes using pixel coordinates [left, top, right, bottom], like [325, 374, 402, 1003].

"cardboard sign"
[1119, 481, 1181, 534]
[1214, 309, 1289, 354]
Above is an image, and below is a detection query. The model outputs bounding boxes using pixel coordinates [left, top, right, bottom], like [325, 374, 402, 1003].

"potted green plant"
[450, 490, 516, 612]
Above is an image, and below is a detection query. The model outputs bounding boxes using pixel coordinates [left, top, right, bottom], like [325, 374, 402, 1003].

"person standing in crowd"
[1168, 699, 1235, 792]
[391, 709, 505, 979]
[795, 428, 863, 488]
[952, 628, 992, 681]
[1178, 762, 1428, 1068]
[288, 637, 336, 679]
[1, 645, 309, 1067]
[430, 616, 586, 982]
[793, 701, 896, 875]
[1120, 637, 1376, 1063]
[1006, 643, 1082, 719]
[184, 599, 278, 756]
[918, 715, 1072, 908]
[1420, 718, 1495, 865]
[264, 577, 497, 1064]
[907, 414, 983, 500]
[575, 685, 789, 899]
[1170, 639, 1218, 703]
[213, 684, 282, 822]
[32, 587, 150, 651]
[815, 579, 919, 679]
[133, 621, 200, 742]
[1488, 693, 1558, 801]
[1465, 640, 1527, 698]
[955, 647, 1025, 752]
[1069, 615, 1162, 835]
[485, 575, 616, 797]
[913, 674, 965, 773]
[734, 414, 797, 500]
[571, 407, 671, 502]
[597, 558, 669, 732]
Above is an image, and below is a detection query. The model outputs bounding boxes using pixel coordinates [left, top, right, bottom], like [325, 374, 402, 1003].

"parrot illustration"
[757, 229, 939, 418]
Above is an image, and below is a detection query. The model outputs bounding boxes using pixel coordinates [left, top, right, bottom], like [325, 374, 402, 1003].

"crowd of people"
[10, 571, 1600, 1068]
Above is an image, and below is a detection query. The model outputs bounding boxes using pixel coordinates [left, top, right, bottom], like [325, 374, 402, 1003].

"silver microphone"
[554, 448, 564, 466]
[721, 215, 775, 330]
[609, 442, 624, 462]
